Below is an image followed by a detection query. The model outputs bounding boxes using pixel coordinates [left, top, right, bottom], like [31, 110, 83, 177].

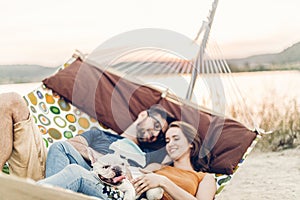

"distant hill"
[2, 42, 299, 84]
[0, 65, 58, 84]
[227, 42, 300, 72]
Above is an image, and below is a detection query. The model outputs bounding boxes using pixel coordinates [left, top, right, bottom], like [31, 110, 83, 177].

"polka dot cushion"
[23, 56, 115, 149]
[23, 84, 112, 149]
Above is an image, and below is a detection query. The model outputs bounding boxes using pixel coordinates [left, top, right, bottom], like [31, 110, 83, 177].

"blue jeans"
[38, 164, 110, 199]
[45, 141, 91, 177]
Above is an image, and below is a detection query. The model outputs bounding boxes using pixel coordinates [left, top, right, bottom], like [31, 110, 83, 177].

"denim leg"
[38, 164, 109, 199]
[46, 141, 91, 177]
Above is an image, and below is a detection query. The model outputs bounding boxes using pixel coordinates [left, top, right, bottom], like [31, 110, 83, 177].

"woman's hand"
[131, 169, 165, 196]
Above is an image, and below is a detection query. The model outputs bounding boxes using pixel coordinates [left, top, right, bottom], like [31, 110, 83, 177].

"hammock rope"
[79, 0, 257, 129]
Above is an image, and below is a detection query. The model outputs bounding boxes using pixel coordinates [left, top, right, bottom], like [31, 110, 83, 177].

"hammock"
[0, 0, 262, 199]
[1, 50, 259, 199]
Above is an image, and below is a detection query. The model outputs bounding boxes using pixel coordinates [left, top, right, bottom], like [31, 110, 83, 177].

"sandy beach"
[216, 147, 300, 200]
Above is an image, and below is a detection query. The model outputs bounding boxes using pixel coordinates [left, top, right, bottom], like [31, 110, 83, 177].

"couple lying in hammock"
[0, 92, 216, 200]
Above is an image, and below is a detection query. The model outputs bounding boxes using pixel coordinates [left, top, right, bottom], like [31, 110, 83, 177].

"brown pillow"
[43, 59, 162, 133]
[43, 58, 257, 174]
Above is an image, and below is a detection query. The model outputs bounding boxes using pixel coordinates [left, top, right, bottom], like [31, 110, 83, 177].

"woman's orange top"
[155, 166, 206, 199]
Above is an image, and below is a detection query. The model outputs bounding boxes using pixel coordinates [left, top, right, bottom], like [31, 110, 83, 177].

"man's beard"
[137, 130, 166, 150]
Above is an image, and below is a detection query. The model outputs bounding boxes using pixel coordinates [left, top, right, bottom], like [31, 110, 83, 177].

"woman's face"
[165, 127, 191, 161]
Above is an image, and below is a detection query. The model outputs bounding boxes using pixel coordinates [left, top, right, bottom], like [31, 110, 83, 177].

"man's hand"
[135, 110, 148, 124]
[121, 110, 148, 143]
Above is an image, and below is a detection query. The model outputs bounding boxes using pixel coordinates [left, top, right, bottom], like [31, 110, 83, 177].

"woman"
[132, 121, 216, 200]
[37, 121, 216, 200]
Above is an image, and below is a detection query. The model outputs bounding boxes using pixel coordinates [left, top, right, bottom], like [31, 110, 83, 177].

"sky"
[1, 0, 300, 67]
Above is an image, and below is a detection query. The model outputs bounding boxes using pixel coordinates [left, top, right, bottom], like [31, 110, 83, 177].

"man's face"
[136, 111, 167, 144]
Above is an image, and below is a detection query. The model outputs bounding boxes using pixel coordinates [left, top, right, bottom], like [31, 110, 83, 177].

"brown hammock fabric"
[43, 58, 256, 175]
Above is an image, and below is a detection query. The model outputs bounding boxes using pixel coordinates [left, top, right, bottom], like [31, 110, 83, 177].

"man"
[45, 104, 172, 177]
[0, 92, 173, 180]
